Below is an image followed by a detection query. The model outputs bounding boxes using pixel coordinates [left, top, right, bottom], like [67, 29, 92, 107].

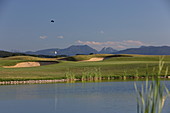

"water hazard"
[0, 81, 170, 113]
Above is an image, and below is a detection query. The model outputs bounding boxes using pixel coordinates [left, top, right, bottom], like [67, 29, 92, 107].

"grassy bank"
[0, 54, 170, 81]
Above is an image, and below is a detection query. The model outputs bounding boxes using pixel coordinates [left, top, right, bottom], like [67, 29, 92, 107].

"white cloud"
[39, 36, 47, 39]
[115, 45, 127, 49]
[77, 40, 148, 50]
[122, 40, 144, 46]
[56, 35, 64, 39]
[77, 40, 101, 45]
[100, 30, 104, 34]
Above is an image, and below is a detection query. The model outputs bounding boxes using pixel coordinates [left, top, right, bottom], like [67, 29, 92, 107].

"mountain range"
[1, 45, 170, 57]
[98, 47, 117, 54]
[113, 46, 170, 55]
[25, 45, 117, 56]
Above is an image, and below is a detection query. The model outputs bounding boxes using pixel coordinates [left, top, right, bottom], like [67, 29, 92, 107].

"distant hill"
[99, 47, 117, 54]
[25, 48, 60, 56]
[0, 50, 13, 57]
[58, 45, 98, 56]
[0, 50, 26, 57]
[0, 50, 59, 58]
[25, 45, 98, 56]
[113, 46, 170, 55]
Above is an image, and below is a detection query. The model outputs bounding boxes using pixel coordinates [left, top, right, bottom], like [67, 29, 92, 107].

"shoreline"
[0, 76, 170, 85]
[0, 79, 68, 85]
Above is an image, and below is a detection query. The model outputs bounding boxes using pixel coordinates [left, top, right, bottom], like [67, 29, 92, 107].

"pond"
[0, 81, 170, 113]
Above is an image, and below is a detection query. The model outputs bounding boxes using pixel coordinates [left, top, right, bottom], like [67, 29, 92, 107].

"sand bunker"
[83, 57, 104, 61]
[3, 61, 58, 68]
[3, 62, 40, 68]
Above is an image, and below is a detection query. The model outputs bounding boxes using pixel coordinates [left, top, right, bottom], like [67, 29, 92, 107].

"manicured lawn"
[0, 55, 170, 81]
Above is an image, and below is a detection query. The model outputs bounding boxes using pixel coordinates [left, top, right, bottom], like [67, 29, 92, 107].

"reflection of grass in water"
[134, 57, 170, 113]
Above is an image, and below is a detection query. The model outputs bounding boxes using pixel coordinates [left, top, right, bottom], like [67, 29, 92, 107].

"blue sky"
[0, 0, 170, 52]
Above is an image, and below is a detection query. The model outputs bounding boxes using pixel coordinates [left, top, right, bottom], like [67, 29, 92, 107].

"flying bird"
[51, 20, 54, 23]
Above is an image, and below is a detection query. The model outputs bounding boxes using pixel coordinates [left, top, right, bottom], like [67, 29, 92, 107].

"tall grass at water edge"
[65, 67, 102, 82]
[134, 57, 170, 113]
[65, 69, 76, 82]
[81, 67, 102, 82]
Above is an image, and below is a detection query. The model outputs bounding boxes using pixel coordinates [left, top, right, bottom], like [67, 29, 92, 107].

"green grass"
[0, 54, 170, 81]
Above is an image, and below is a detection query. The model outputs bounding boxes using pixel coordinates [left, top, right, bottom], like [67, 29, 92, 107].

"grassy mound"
[0, 56, 57, 66]
[3, 56, 56, 60]
[104, 55, 170, 61]
[61, 54, 114, 61]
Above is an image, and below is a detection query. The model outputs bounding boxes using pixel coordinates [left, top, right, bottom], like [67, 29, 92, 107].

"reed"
[134, 58, 170, 113]
[81, 71, 87, 82]
[81, 67, 102, 82]
[106, 74, 112, 80]
[65, 67, 102, 82]
[65, 69, 76, 82]
[123, 71, 127, 80]
[135, 69, 139, 80]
